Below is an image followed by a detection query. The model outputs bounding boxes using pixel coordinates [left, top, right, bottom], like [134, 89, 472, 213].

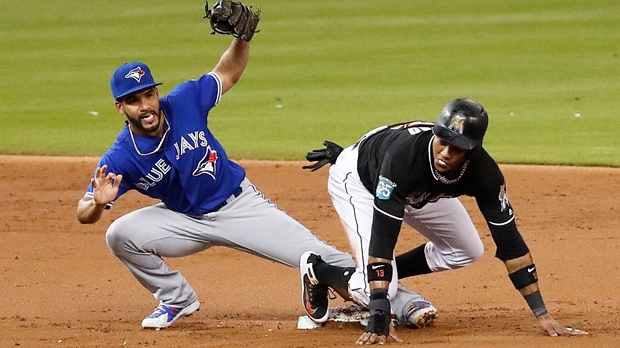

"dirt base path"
[1, 155, 618, 347]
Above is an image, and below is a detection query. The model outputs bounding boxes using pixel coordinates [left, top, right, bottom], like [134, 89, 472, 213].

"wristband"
[508, 264, 538, 290]
[524, 290, 548, 317]
[367, 262, 393, 282]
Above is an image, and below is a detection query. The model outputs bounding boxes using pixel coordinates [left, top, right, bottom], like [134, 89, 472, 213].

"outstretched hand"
[91, 164, 122, 205]
[356, 323, 402, 345]
[537, 313, 588, 336]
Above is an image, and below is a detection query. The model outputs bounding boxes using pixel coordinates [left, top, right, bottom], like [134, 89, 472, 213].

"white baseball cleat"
[404, 300, 437, 328]
[141, 300, 200, 329]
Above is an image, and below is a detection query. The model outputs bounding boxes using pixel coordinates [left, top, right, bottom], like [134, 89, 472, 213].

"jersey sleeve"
[368, 150, 410, 259]
[165, 73, 222, 121]
[474, 161, 530, 261]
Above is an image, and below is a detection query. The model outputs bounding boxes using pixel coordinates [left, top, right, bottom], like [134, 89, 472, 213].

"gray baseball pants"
[105, 177, 355, 308]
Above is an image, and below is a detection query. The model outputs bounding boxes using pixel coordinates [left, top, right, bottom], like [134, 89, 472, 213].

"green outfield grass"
[1, 0, 619, 166]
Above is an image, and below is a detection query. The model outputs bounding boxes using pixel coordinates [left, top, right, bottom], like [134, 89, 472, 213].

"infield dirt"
[1, 155, 618, 347]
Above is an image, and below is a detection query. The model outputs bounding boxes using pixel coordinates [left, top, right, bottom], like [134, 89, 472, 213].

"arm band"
[524, 290, 548, 317]
[367, 262, 393, 282]
[508, 264, 538, 290]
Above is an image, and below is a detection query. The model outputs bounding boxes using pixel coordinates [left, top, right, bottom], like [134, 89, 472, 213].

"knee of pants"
[431, 239, 484, 270]
[448, 240, 484, 268]
[105, 218, 133, 256]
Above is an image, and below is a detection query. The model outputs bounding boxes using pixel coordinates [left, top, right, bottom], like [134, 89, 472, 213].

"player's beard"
[126, 109, 163, 136]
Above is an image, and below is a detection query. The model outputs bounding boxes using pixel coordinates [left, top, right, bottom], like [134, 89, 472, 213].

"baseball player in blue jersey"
[74, 2, 369, 330]
[300, 98, 588, 344]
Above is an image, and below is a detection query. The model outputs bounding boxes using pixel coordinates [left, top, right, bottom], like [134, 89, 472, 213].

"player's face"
[432, 136, 469, 174]
[115, 88, 163, 137]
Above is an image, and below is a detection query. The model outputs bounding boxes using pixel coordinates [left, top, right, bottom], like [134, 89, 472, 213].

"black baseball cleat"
[300, 251, 330, 323]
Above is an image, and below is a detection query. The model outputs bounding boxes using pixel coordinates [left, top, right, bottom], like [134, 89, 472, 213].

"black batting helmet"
[432, 98, 489, 150]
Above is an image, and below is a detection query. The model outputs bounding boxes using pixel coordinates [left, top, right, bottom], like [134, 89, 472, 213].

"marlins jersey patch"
[376, 175, 397, 200]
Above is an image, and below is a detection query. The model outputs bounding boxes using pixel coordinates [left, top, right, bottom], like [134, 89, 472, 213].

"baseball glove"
[204, 0, 260, 42]
[302, 140, 344, 172]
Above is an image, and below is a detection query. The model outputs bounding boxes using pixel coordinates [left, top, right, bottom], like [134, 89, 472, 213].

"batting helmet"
[432, 98, 489, 150]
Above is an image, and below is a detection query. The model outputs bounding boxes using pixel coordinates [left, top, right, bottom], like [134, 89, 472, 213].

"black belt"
[207, 186, 242, 213]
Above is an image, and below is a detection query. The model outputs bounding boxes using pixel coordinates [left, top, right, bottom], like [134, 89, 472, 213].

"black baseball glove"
[302, 140, 344, 172]
[204, 0, 260, 42]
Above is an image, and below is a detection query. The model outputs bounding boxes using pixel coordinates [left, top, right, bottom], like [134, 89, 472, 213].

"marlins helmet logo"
[125, 66, 146, 82]
[448, 115, 465, 134]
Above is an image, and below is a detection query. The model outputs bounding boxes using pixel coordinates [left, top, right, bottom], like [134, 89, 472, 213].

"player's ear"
[114, 101, 125, 115]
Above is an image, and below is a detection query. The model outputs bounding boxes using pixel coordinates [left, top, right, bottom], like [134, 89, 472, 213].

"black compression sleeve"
[396, 243, 432, 278]
[368, 210, 402, 259]
[489, 224, 530, 261]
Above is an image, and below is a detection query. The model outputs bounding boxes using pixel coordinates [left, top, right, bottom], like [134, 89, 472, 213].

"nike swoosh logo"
[305, 301, 317, 315]
[527, 267, 535, 273]
[371, 265, 384, 270]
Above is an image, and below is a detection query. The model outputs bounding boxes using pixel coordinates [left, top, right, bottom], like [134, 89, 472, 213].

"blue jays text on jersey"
[85, 72, 245, 216]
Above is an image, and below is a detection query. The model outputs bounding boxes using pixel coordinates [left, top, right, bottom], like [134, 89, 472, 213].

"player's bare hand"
[355, 323, 401, 345]
[356, 331, 383, 345]
[537, 313, 588, 336]
[91, 165, 123, 204]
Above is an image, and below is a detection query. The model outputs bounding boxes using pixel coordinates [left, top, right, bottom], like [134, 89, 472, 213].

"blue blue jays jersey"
[85, 72, 246, 215]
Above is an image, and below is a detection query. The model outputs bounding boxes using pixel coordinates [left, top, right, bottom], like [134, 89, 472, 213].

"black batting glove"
[302, 140, 344, 172]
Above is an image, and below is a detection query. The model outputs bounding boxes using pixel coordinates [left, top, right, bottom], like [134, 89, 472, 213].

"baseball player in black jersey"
[300, 98, 587, 344]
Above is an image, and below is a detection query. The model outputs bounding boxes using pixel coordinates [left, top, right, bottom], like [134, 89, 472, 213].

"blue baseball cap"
[110, 62, 162, 100]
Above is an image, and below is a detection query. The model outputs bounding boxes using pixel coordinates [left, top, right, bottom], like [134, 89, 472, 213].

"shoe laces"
[156, 304, 168, 312]
[308, 282, 329, 307]
[151, 304, 178, 317]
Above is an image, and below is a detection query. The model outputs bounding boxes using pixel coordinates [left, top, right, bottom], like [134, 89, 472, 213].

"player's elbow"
[76, 200, 101, 224]
[76, 211, 97, 224]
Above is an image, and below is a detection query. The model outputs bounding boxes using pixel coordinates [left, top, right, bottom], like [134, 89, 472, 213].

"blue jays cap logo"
[448, 115, 465, 134]
[125, 66, 146, 82]
[111, 62, 162, 100]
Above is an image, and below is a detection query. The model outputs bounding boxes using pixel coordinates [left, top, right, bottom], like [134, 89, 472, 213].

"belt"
[207, 186, 242, 213]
